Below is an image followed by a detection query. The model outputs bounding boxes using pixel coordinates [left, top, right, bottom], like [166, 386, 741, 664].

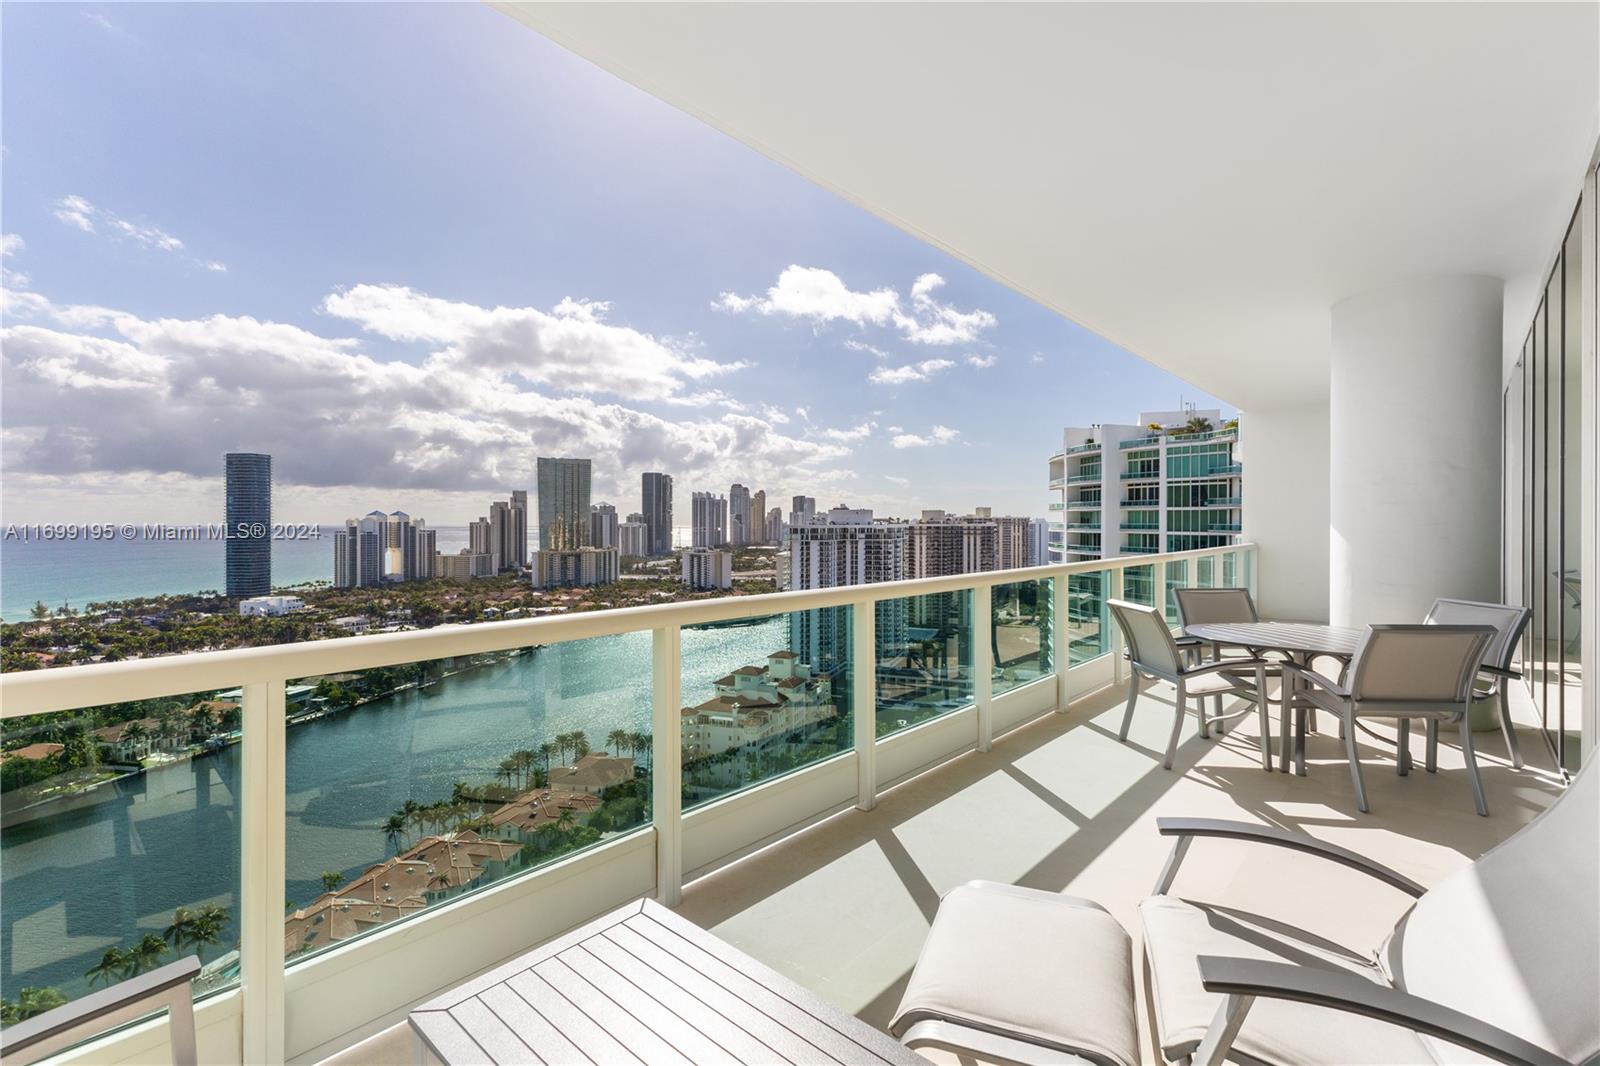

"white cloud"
[0, 234, 26, 288]
[54, 196, 96, 232]
[822, 422, 875, 442]
[966, 354, 997, 369]
[1, 234, 23, 257]
[322, 284, 749, 404]
[718, 265, 996, 346]
[1, 286, 846, 508]
[51, 195, 226, 271]
[83, 12, 114, 31]
[844, 339, 891, 359]
[868, 358, 954, 385]
[1029, 352, 1046, 365]
[795, 406, 810, 422]
[883, 474, 911, 487]
[891, 425, 960, 449]
[759, 404, 791, 424]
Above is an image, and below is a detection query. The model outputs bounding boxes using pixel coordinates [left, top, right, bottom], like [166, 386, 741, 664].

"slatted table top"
[409, 899, 926, 1065]
[1186, 620, 1365, 658]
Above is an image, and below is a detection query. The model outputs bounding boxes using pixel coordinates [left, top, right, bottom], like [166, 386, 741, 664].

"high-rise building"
[909, 510, 998, 578]
[590, 502, 619, 550]
[1027, 517, 1050, 567]
[415, 523, 436, 580]
[992, 514, 1033, 571]
[785, 506, 908, 675]
[468, 517, 493, 563]
[1047, 409, 1241, 563]
[224, 453, 272, 597]
[729, 484, 752, 546]
[436, 550, 493, 580]
[751, 489, 767, 543]
[641, 472, 673, 557]
[508, 490, 529, 568]
[334, 515, 383, 588]
[488, 501, 511, 572]
[532, 547, 619, 589]
[790, 495, 816, 529]
[692, 492, 728, 548]
[617, 520, 649, 557]
[767, 507, 786, 546]
[681, 547, 734, 590]
[537, 458, 591, 553]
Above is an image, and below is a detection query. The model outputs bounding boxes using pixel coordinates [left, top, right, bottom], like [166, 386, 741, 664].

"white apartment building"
[729, 483, 752, 546]
[691, 491, 728, 548]
[1047, 409, 1241, 564]
[589, 502, 618, 550]
[680, 651, 838, 759]
[616, 520, 648, 558]
[435, 550, 493, 581]
[681, 547, 734, 590]
[238, 595, 305, 618]
[531, 546, 619, 589]
[786, 506, 908, 674]
[909, 510, 997, 579]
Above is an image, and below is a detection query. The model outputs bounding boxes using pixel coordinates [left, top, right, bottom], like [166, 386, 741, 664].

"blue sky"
[0, 3, 1228, 525]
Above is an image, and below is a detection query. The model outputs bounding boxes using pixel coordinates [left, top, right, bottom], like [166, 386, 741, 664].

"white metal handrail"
[0, 544, 1254, 1064]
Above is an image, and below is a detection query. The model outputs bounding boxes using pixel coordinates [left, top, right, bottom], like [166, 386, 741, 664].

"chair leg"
[1213, 694, 1225, 735]
[1426, 719, 1438, 773]
[1255, 666, 1272, 771]
[1197, 690, 1210, 740]
[1279, 677, 1294, 775]
[1396, 718, 1411, 776]
[1497, 689, 1524, 770]
[1344, 712, 1369, 812]
[1460, 715, 1489, 817]
[1118, 672, 1140, 743]
[1164, 681, 1187, 770]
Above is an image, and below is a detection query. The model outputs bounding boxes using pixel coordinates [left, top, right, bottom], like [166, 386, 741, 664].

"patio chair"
[1423, 597, 1532, 770]
[1141, 762, 1596, 1065]
[1108, 599, 1270, 771]
[1284, 624, 1497, 815]
[1172, 587, 1285, 734]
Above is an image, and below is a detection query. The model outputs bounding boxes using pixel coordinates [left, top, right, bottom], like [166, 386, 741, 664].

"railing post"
[1111, 566, 1128, 684]
[973, 584, 994, 752]
[651, 625, 683, 907]
[1052, 573, 1072, 713]
[852, 598, 877, 810]
[240, 679, 286, 1066]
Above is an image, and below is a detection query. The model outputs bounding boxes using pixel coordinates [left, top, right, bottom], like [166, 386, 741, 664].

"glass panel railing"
[1, 692, 242, 1026]
[1164, 560, 1190, 625]
[992, 580, 1049, 696]
[1122, 564, 1156, 606]
[1196, 554, 1216, 589]
[876, 591, 973, 739]
[681, 610, 851, 808]
[1223, 551, 1239, 589]
[1066, 571, 1110, 665]
[285, 638, 651, 965]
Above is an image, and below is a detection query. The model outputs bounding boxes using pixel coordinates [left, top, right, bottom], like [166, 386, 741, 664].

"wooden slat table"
[409, 899, 927, 1065]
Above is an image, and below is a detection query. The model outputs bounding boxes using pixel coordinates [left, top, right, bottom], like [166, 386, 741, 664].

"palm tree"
[1183, 415, 1214, 435]
[191, 904, 228, 962]
[162, 907, 200, 953]
[30, 600, 50, 621]
[129, 934, 169, 975]
[607, 729, 630, 757]
[537, 741, 556, 770]
[319, 870, 345, 894]
[7, 986, 66, 1022]
[383, 813, 407, 853]
[571, 731, 590, 759]
[86, 946, 128, 987]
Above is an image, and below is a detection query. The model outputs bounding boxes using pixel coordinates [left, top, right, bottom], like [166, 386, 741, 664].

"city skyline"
[0, 3, 1230, 529]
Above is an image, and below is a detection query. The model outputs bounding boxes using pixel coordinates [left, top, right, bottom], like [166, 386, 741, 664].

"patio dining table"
[408, 899, 926, 1065]
[1185, 620, 1365, 775]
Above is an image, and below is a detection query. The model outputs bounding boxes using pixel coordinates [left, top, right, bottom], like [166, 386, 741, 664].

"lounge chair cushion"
[890, 882, 1139, 1066]
[1140, 895, 1434, 1064]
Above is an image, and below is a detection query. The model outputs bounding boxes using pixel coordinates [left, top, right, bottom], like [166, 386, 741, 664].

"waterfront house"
[485, 789, 602, 844]
[546, 753, 634, 795]
[681, 651, 838, 757]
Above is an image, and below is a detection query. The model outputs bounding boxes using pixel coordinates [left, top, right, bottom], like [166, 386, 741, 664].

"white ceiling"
[496, 2, 1598, 411]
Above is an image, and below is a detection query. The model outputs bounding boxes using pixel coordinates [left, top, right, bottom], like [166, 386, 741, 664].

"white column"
[1240, 402, 1330, 622]
[240, 680, 286, 1066]
[852, 596, 877, 810]
[1052, 574, 1072, 712]
[651, 626, 682, 906]
[973, 584, 993, 752]
[1330, 275, 1503, 626]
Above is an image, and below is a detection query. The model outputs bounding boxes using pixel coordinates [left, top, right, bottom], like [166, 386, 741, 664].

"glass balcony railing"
[1123, 545, 1160, 554]
[1119, 470, 1159, 480]
[0, 544, 1259, 1052]
[1063, 441, 1102, 455]
[1048, 477, 1067, 489]
[1048, 502, 1064, 510]
[1066, 472, 1101, 483]
[1119, 523, 1159, 531]
[1201, 497, 1243, 508]
[1065, 522, 1102, 530]
[1117, 436, 1160, 449]
[1120, 498, 1159, 507]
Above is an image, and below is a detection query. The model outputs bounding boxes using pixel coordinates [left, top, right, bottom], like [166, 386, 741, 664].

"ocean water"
[0, 526, 477, 621]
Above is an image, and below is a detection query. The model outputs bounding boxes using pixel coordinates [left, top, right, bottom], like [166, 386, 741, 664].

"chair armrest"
[1154, 818, 1424, 896]
[1179, 658, 1271, 680]
[1280, 661, 1351, 698]
[1481, 663, 1521, 680]
[1196, 957, 1569, 1066]
[0, 956, 200, 1060]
